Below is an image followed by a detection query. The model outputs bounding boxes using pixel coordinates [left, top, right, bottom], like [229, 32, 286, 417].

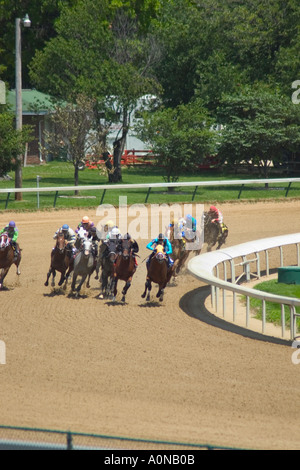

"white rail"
[0, 177, 300, 208]
[188, 233, 300, 340]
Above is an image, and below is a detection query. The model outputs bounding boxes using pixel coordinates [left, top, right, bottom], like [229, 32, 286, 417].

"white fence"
[188, 233, 300, 340]
[1, 177, 300, 208]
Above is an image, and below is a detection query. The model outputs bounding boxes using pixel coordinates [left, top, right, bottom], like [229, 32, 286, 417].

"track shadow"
[43, 289, 66, 297]
[180, 285, 292, 346]
[138, 301, 164, 308]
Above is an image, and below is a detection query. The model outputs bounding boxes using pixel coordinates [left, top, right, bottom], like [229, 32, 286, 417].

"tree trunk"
[74, 164, 79, 196]
[111, 107, 129, 183]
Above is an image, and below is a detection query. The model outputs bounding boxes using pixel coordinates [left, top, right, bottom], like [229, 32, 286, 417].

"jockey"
[0, 221, 19, 259]
[208, 205, 224, 234]
[107, 226, 122, 240]
[184, 214, 197, 232]
[54, 224, 76, 258]
[99, 226, 122, 267]
[123, 233, 139, 266]
[76, 215, 95, 237]
[88, 226, 100, 259]
[146, 233, 173, 268]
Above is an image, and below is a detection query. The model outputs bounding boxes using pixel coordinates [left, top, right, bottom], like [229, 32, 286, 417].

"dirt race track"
[1, 199, 300, 450]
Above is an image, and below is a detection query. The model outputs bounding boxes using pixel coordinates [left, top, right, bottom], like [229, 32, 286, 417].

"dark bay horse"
[111, 238, 136, 303]
[168, 224, 190, 277]
[0, 232, 21, 290]
[71, 238, 95, 297]
[141, 245, 174, 302]
[203, 212, 228, 252]
[98, 239, 118, 299]
[44, 232, 73, 289]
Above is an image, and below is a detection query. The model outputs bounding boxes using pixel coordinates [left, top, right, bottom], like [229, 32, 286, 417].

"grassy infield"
[1, 160, 300, 328]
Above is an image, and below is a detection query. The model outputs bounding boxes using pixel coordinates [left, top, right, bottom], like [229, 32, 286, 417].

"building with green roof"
[7, 89, 55, 165]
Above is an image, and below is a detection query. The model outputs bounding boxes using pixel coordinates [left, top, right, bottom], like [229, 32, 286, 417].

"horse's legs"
[157, 286, 164, 302]
[58, 272, 65, 286]
[75, 274, 87, 296]
[121, 280, 131, 303]
[63, 267, 72, 290]
[0, 267, 9, 290]
[44, 267, 51, 286]
[71, 273, 77, 291]
[141, 278, 152, 301]
[13, 253, 21, 275]
[111, 277, 118, 302]
[99, 272, 107, 299]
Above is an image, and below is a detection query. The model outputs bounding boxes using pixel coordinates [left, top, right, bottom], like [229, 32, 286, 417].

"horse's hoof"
[112, 296, 116, 302]
[121, 296, 125, 303]
[44, 282, 48, 287]
[98, 294, 104, 299]
[141, 293, 146, 298]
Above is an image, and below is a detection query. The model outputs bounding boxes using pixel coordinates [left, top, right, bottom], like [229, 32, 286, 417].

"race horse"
[0, 232, 21, 290]
[141, 245, 174, 302]
[44, 231, 74, 289]
[71, 238, 95, 297]
[168, 224, 190, 277]
[203, 211, 228, 252]
[98, 239, 118, 299]
[111, 238, 136, 303]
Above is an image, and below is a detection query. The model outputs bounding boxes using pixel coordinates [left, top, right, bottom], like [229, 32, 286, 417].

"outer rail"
[1, 177, 300, 208]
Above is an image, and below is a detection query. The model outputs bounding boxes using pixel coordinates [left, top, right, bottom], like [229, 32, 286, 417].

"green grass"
[248, 279, 300, 329]
[1, 160, 300, 212]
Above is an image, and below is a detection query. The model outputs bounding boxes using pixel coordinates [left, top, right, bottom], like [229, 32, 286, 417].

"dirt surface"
[1, 199, 300, 450]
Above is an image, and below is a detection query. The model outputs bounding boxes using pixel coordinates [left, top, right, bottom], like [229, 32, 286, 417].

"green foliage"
[216, 85, 300, 176]
[0, 112, 31, 177]
[135, 98, 217, 182]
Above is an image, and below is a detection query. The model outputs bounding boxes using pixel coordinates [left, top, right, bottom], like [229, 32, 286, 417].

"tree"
[135, 98, 217, 183]
[216, 85, 300, 178]
[43, 94, 105, 193]
[29, 0, 161, 182]
[0, 111, 31, 177]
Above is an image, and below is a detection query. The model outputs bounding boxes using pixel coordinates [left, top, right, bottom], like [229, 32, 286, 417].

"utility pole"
[15, 14, 31, 201]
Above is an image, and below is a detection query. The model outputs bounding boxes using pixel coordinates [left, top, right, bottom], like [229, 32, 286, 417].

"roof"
[7, 89, 55, 115]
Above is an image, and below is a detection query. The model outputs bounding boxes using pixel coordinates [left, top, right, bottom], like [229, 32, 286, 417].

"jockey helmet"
[111, 227, 120, 237]
[210, 205, 217, 212]
[186, 214, 192, 220]
[82, 216, 89, 224]
[8, 221, 16, 228]
[158, 233, 164, 240]
[62, 224, 69, 230]
[106, 220, 114, 228]
[124, 233, 131, 239]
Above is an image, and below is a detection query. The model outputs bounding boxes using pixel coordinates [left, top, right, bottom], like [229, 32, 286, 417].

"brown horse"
[0, 232, 21, 290]
[44, 232, 74, 289]
[111, 238, 137, 303]
[168, 224, 190, 277]
[141, 245, 174, 302]
[203, 212, 228, 252]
